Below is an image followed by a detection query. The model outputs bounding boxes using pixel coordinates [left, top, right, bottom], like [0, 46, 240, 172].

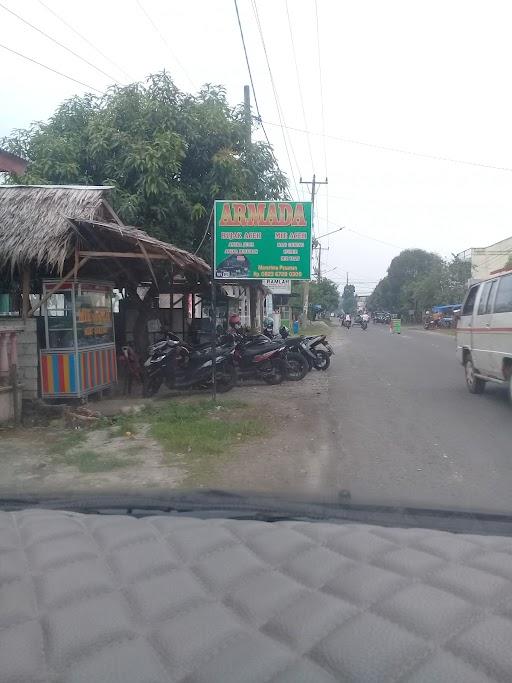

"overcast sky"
[2, 0, 512, 294]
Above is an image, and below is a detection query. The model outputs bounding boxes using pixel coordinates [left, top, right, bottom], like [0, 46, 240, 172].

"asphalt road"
[319, 322, 512, 514]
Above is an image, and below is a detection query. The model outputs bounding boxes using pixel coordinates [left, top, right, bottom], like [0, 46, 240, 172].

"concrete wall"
[16, 319, 39, 400]
[472, 236, 512, 280]
[0, 385, 22, 422]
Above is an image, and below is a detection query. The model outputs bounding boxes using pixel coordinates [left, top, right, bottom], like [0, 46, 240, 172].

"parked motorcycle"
[264, 325, 312, 378]
[142, 335, 236, 397]
[297, 331, 334, 371]
[231, 333, 289, 384]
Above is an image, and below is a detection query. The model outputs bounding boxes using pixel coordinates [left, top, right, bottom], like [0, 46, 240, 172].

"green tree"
[368, 250, 472, 320]
[1, 72, 287, 257]
[309, 278, 340, 315]
[341, 283, 356, 314]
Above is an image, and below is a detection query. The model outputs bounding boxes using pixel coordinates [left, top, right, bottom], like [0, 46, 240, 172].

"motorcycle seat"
[241, 342, 283, 357]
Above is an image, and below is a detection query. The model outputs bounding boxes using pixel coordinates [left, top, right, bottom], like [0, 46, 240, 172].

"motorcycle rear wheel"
[215, 363, 237, 393]
[262, 358, 285, 384]
[142, 374, 162, 397]
[285, 352, 308, 380]
[313, 349, 330, 370]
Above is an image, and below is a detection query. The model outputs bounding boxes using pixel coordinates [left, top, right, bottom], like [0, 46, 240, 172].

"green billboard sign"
[214, 200, 312, 280]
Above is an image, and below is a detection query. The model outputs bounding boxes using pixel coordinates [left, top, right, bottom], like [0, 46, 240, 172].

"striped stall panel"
[40, 352, 77, 396]
[79, 346, 117, 393]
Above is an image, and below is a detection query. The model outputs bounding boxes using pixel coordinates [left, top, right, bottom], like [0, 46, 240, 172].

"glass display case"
[40, 280, 117, 398]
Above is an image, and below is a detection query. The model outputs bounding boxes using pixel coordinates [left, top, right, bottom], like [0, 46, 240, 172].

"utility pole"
[243, 85, 258, 330]
[299, 174, 328, 319]
[243, 85, 251, 149]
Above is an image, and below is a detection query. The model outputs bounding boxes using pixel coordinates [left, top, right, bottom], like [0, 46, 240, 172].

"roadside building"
[467, 236, 512, 280]
[0, 149, 28, 175]
[0, 184, 209, 408]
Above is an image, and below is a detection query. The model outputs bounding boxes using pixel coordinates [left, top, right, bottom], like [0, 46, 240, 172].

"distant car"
[457, 269, 512, 401]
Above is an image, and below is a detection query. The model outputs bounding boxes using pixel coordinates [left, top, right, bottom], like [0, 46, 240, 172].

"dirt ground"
[0, 330, 334, 496]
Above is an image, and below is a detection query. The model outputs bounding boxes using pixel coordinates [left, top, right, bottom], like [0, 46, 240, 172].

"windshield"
[2, 0, 512, 521]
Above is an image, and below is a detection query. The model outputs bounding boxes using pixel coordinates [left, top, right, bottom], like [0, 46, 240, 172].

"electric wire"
[314, 0, 328, 177]
[0, 1, 118, 83]
[135, 0, 195, 89]
[194, 207, 214, 255]
[232, 0, 290, 198]
[250, 0, 301, 199]
[37, 0, 133, 82]
[261, 119, 512, 174]
[285, 0, 314, 172]
[0, 42, 102, 93]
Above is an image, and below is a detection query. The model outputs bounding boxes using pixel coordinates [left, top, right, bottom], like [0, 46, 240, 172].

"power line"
[37, 0, 133, 82]
[0, 1, 118, 84]
[250, 0, 301, 199]
[0, 42, 102, 93]
[314, 0, 328, 177]
[135, 0, 195, 89]
[317, 215, 403, 249]
[261, 119, 512, 174]
[285, 0, 314, 172]
[232, 0, 290, 198]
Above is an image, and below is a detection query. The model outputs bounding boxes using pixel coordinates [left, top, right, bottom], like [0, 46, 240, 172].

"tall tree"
[1, 72, 287, 257]
[368, 249, 471, 319]
[341, 283, 356, 314]
[309, 278, 340, 314]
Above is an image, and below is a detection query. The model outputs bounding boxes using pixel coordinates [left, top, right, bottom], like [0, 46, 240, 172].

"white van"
[457, 269, 512, 401]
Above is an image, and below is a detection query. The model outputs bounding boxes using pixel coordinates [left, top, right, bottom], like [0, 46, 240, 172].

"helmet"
[228, 314, 241, 327]
[263, 317, 273, 329]
[279, 325, 289, 338]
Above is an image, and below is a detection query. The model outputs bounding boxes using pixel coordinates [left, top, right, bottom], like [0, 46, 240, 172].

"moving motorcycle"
[142, 335, 236, 397]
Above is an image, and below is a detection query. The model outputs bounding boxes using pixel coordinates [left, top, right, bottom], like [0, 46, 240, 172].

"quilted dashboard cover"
[2, 510, 512, 682]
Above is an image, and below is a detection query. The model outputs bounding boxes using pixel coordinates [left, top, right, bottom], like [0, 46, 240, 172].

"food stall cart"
[40, 280, 117, 398]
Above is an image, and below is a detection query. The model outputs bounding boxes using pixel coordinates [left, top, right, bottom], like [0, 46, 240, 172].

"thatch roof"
[0, 185, 209, 276]
[0, 185, 109, 273]
[71, 219, 210, 274]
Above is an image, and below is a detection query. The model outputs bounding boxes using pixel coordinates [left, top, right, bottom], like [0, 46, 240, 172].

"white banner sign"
[262, 279, 292, 294]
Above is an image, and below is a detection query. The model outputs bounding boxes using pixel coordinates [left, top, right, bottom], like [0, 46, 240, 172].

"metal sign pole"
[211, 218, 217, 403]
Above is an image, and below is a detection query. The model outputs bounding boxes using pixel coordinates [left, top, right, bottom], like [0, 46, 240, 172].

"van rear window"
[494, 274, 512, 313]
[462, 285, 479, 315]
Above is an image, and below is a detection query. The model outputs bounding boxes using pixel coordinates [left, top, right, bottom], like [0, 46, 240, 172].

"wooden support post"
[9, 364, 20, 424]
[21, 265, 30, 321]
[27, 257, 90, 317]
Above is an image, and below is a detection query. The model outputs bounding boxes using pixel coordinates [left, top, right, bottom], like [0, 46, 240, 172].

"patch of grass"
[145, 399, 265, 485]
[109, 417, 139, 438]
[149, 399, 263, 455]
[53, 430, 87, 454]
[52, 447, 135, 473]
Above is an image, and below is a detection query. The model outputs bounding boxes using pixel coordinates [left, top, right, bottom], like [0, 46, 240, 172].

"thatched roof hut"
[0, 185, 209, 276]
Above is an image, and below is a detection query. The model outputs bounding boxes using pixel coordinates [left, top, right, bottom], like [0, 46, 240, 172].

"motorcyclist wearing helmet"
[228, 313, 242, 332]
[263, 317, 274, 339]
